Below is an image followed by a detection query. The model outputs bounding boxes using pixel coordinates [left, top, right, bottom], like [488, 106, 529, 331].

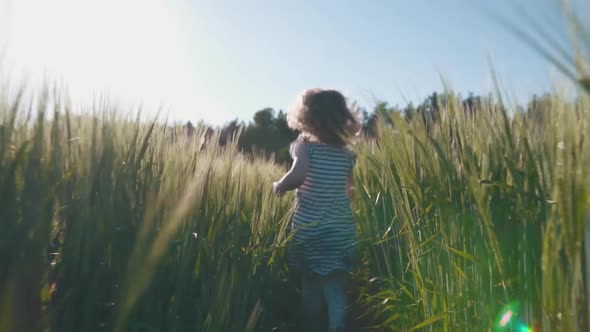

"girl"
[272, 89, 360, 332]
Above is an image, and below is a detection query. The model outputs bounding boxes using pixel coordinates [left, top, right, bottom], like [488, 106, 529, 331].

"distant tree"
[187, 90, 528, 164]
[239, 108, 274, 154]
[360, 102, 398, 138]
[526, 93, 552, 126]
[403, 102, 417, 121]
[360, 107, 375, 137]
[462, 92, 482, 117]
[238, 108, 298, 163]
[376, 102, 398, 123]
[253, 108, 274, 128]
[219, 118, 241, 146]
[184, 121, 195, 137]
[273, 110, 299, 162]
[417, 92, 443, 128]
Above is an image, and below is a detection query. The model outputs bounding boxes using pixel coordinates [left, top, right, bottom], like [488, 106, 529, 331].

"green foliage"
[2, 2, 590, 326]
[1, 83, 589, 331]
[236, 108, 298, 164]
[0, 93, 298, 331]
[353, 91, 590, 331]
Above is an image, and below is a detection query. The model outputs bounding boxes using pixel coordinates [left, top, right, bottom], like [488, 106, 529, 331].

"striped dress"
[287, 139, 357, 276]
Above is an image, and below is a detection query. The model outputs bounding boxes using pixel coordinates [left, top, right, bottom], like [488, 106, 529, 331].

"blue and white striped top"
[287, 138, 357, 276]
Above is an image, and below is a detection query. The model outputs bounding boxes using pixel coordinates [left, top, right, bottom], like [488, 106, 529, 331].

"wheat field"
[1, 81, 588, 332]
[2, 5, 590, 330]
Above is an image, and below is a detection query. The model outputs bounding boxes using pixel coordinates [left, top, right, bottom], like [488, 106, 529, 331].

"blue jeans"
[302, 270, 348, 332]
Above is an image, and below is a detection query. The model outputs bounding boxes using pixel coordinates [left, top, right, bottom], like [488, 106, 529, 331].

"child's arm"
[272, 141, 309, 196]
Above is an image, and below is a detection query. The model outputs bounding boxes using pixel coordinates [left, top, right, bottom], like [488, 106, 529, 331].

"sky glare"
[0, 0, 577, 125]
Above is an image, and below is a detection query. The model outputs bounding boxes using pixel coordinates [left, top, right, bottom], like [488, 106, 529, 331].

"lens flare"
[499, 310, 513, 327]
[494, 302, 534, 332]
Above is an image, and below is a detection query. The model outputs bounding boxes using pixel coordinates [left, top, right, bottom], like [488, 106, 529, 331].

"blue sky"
[0, 0, 578, 125]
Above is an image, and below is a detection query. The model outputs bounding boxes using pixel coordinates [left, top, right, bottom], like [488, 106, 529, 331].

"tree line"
[181, 91, 557, 164]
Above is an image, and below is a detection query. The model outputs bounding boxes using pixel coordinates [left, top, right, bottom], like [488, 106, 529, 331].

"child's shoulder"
[289, 135, 310, 157]
[291, 135, 356, 159]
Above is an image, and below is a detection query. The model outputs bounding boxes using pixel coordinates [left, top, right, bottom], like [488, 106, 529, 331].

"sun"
[1, 0, 202, 120]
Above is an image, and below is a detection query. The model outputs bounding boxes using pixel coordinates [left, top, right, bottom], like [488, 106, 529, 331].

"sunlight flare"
[1, 0, 201, 117]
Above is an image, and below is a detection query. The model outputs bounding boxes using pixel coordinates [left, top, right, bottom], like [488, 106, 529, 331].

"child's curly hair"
[288, 89, 361, 147]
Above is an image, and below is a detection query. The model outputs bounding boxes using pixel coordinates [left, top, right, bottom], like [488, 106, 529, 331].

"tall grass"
[1, 5, 590, 329]
[1, 84, 588, 331]
[0, 91, 299, 331]
[353, 90, 589, 331]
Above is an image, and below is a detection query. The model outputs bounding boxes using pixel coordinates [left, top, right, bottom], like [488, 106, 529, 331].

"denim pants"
[302, 270, 348, 332]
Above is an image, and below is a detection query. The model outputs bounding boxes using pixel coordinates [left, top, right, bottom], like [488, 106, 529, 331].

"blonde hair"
[287, 89, 361, 147]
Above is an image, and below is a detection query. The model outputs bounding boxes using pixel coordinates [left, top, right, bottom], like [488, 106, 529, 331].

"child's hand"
[272, 182, 284, 197]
